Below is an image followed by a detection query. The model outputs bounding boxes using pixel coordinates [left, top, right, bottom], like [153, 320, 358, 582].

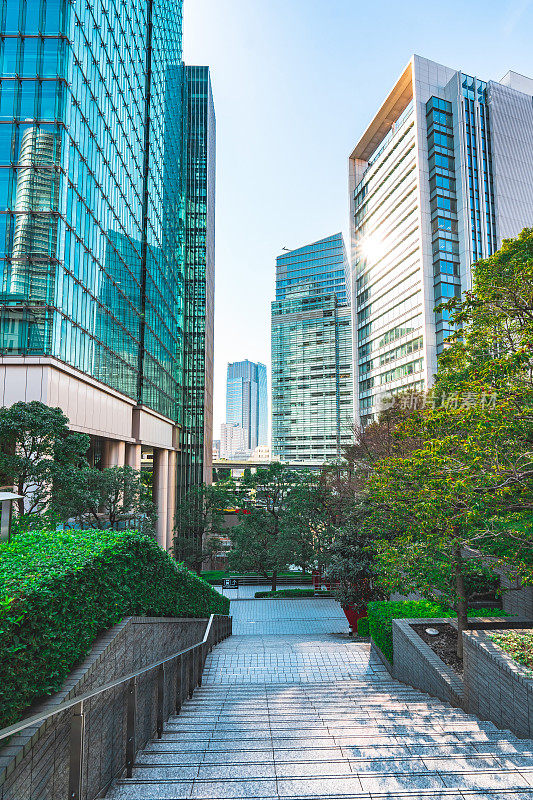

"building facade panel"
[271, 232, 353, 466]
[349, 55, 533, 426]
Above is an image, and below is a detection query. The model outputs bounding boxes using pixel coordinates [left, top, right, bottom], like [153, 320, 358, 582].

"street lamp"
[0, 492, 23, 542]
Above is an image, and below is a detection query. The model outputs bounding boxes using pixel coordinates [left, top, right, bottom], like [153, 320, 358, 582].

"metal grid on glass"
[0, 0, 185, 422]
[271, 234, 353, 465]
[177, 65, 215, 499]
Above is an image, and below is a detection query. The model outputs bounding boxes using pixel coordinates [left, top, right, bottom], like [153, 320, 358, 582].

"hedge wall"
[367, 600, 509, 665]
[254, 589, 330, 598]
[0, 530, 229, 727]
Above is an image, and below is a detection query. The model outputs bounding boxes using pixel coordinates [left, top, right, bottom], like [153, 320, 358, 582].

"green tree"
[58, 465, 156, 535]
[0, 401, 90, 526]
[228, 463, 302, 591]
[174, 483, 236, 572]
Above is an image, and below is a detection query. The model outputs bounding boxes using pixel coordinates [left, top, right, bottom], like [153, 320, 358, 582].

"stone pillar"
[153, 448, 169, 549]
[103, 439, 125, 468]
[166, 450, 177, 552]
[126, 443, 142, 472]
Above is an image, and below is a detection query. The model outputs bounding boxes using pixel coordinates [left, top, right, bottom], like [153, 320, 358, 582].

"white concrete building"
[349, 55, 533, 425]
[220, 423, 247, 459]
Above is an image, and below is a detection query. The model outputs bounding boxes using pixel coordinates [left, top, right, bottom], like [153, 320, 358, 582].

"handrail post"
[188, 648, 195, 698]
[175, 655, 182, 713]
[156, 665, 165, 739]
[68, 701, 85, 800]
[125, 677, 137, 779]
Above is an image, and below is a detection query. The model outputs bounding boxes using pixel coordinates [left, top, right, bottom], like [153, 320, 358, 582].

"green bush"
[0, 530, 229, 727]
[202, 570, 312, 585]
[367, 600, 509, 664]
[357, 616, 370, 637]
[254, 588, 329, 598]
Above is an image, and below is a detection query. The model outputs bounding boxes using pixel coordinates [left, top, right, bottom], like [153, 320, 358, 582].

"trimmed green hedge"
[254, 589, 330, 598]
[357, 616, 370, 637]
[202, 570, 312, 585]
[367, 600, 510, 665]
[0, 530, 229, 727]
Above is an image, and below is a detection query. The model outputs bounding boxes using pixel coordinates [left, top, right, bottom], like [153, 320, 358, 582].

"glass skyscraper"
[179, 65, 216, 495]
[0, 0, 215, 548]
[349, 56, 533, 427]
[271, 233, 353, 465]
[225, 360, 268, 453]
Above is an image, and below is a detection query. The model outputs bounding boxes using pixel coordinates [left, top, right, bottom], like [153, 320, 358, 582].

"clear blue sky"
[183, 0, 533, 439]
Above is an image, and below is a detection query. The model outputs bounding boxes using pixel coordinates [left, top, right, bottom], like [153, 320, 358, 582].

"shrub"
[254, 589, 329, 598]
[0, 530, 229, 727]
[357, 616, 370, 637]
[490, 630, 533, 674]
[367, 600, 510, 664]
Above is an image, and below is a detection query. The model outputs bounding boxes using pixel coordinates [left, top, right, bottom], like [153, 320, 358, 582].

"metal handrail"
[0, 613, 225, 742]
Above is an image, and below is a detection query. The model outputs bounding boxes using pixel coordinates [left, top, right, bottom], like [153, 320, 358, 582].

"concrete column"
[126, 443, 142, 472]
[103, 440, 126, 468]
[166, 450, 177, 552]
[153, 448, 169, 549]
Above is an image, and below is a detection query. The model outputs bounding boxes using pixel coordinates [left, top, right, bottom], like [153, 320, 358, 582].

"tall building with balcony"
[349, 55, 533, 426]
[225, 360, 268, 453]
[0, 0, 215, 548]
[271, 233, 353, 465]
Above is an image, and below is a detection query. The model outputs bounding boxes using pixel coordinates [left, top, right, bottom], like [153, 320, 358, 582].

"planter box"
[392, 618, 466, 708]
[463, 628, 533, 740]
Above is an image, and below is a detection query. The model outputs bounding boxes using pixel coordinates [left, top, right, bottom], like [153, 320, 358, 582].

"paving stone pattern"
[107, 600, 533, 799]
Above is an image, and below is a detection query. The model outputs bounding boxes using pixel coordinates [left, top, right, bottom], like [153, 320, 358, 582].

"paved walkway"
[230, 597, 348, 636]
[107, 601, 533, 799]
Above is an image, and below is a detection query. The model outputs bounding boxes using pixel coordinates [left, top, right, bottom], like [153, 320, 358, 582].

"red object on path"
[342, 605, 367, 629]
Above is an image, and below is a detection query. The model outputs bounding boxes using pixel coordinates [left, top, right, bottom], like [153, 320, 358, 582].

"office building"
[271, 233, 353, 465]
[220, 423, 246, 459]
[178, 66, 216, 495]
[0, 0, 215, 548]
[225, 360, 268, 452]
[349, 55, 533, 426]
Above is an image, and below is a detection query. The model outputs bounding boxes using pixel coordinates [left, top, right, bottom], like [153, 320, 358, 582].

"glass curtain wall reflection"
[271, 233, 353, 466]
[0, 0, 185, 421]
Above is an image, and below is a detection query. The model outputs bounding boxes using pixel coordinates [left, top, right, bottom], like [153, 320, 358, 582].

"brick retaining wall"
[392, 618, 466, 708]
[463, 628, 533, 740]
[0, 617, 209, 800]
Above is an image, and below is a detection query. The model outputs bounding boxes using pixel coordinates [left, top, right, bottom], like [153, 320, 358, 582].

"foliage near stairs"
[0, 530, 228, 727]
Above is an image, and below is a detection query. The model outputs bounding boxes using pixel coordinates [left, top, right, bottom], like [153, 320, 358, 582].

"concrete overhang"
[350, 59, 414, 163]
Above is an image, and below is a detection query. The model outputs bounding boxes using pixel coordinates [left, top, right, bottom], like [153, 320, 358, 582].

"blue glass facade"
[0, 0, 185, 420]
[225, 360, 268, 452]
[276, 233, 348, 304]
[271, 233, 353, 465]
[179, 65, 215, 493]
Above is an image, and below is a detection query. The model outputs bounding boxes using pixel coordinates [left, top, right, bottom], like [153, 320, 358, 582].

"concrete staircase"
[106, 673, 533, 798]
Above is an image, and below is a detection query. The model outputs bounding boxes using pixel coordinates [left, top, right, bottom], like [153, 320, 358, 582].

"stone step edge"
[136, 750, 533, 767]
[116, 766, 533, 784]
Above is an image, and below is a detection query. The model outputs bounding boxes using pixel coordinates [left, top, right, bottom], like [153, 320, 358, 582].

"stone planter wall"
[463, 628, 533, 740]
[0, 616, 215, 800]
[392, 618, 466, 708]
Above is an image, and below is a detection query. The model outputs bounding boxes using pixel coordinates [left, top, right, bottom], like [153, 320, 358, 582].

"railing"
[0, 613, 232, 800]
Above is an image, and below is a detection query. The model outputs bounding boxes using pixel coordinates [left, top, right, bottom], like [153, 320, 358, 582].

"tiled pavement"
[230, 597, 348, 636]
[107, 600, 533, 799]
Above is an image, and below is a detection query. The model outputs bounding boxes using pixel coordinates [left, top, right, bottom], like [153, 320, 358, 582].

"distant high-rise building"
[0, 0, 215, 549]
[271, 233, 353, 465]
[220, 423, 246, 459]
[225, 360, 268, 452]
[349, 55, 533, 426]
